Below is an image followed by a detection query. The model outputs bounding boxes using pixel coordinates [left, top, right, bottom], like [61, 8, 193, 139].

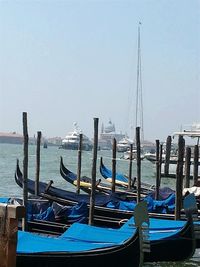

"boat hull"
[16, 230, 140, 267]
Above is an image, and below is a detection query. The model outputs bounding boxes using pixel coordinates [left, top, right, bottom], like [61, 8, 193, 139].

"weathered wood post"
[128, 143, 133, 190]
[159, 143, 163, 186]
[184, 146, 191, 188]
[111, 138, 116, 193]
[164, 135, 172, 176]
[35, 131, 41, 196]
[76, 134, 83, 194]
[193, 145, 199, 186]
[89, 118, 99, 225]
[155, 140, 160, 200]
[22, 112, 28, 231]
[0, 203, 25, 267]
[175, 135, 185, 220]
[136, 127, 141, 203]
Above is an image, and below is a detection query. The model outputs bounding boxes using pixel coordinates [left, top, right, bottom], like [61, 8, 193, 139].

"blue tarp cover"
[106, 193, 176, 214]
[17, 230, 118, 254]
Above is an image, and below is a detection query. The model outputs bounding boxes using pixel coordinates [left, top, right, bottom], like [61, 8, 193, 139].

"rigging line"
[139, 45, 144, 141]
[135, 24, 140, 130]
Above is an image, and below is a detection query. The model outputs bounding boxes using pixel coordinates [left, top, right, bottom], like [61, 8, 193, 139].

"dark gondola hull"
[14, 160, 200, 255]
[16, 229, 140, 267]
[144, 218, 196, 262]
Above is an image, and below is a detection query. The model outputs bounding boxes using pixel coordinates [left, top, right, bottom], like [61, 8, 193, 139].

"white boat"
[117, 137, 132, 152]
[123, 147, 145, 160]
[61, 123, 93, 151]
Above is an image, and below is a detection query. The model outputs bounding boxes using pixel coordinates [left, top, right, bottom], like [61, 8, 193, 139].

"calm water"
[0, 143, 199, 266]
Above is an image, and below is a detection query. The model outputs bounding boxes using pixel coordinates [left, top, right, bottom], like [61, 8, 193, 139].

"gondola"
[16, 218, 141, 267]
[122, 216, 196, 262]
[99, 157, 155, 192]
[15, 159, 200, 251]
[16, 200, 197, 265]
[60, 156, 173, 199]
[60, 156, 95, 194]
[15, 160, 179, 223]
[60, 156, 146, 197]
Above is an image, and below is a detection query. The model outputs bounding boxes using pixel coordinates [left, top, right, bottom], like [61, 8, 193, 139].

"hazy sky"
[0, 0, 199, 142]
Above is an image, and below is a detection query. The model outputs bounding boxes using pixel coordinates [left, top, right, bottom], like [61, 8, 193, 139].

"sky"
[0, 0, 199, 142]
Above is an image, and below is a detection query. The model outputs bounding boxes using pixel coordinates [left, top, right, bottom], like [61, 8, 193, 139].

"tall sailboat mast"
[135, 22, 144, 141]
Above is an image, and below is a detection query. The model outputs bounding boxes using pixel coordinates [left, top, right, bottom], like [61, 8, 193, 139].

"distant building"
[0, 132, 23, 144]
[98, 120, 125, 150]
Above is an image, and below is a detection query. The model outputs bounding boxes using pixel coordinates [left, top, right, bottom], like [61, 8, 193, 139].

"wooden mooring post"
[193, 145, 199, 186]
[175, 135, 185, 220]
[184, 146, 191, 188]
[128, 143, 133, 190]
[159, 143, 163, 185]
[35, 131, 41, 196]
[164, 135, 171, 176]
[0, 203, 25, 267]
[111, 138, 116, 193]
[89, 118, 99, 225]
[76, 134, 83, 194]
[155, 140, 160, 200]
[22, 112, 28, 231]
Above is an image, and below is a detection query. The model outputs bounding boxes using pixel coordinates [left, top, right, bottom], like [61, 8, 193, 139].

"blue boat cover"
[106, 193, 176, 214]
[0, 197, 11, 203]
[17, 221, 136, 254]
[17, 230, 119, 254]
[119, 217, 186, 241]
[61, 223, 133, 243]
[27, 201, 89, 224]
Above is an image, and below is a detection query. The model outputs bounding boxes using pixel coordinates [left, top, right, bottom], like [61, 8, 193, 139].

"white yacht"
[117, 137, 132, 153]
[61, 123, 93, 151]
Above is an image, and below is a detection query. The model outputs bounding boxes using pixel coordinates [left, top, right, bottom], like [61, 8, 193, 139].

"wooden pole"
[175, 135, 185, 220]
[136, 127, 141, 203]
[184, 146, 191, 188]
[0, 204, 25, 267]
[128, 143, 133, 190]
[193, 145, 199, 186]
[159, 143, 163, 187]
[164, 135, 171, 176]
[22, 112, 28, 231]
[111, 138, 116, 193]
[35, 131, 41, 196]
[76, 134, 83, 194]
[89, 118, 99, 225]
[155, 140, 160, 200]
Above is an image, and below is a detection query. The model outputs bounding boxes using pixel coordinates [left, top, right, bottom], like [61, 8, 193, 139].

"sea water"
[0, 143, 199, 266]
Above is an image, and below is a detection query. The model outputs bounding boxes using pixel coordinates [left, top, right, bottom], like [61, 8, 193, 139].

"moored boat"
[60, 122, 93, 151]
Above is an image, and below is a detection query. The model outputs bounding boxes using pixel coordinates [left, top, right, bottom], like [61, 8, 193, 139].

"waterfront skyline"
[0, 1, 199, 142]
